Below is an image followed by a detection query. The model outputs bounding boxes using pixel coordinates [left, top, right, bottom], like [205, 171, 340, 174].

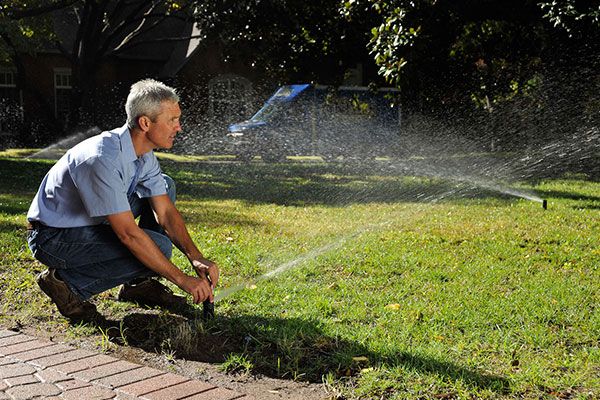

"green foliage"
[220, 353, 254, 375]
[539, 0, 600, 37]
[341, 0, 599, 111]
[0, 1, 56, 64]
[1, 0, 199, 129]
[194, 0, 376, 84]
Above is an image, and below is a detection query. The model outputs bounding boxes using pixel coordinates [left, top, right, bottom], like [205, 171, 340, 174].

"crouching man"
[26, 79, 218, 321]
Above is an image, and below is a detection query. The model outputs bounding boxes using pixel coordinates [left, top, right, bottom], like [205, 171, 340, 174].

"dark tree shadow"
[533, 188, 600, 205]
[90, 311, 510, 394]
[0, 158, 53, 194]
[2, 155, 598, 209]
[162, 159, 543, 207]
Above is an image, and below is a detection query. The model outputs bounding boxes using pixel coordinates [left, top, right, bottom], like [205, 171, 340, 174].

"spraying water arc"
[28, 127, 101, 160]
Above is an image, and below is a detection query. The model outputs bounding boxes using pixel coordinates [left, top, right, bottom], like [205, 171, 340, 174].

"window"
[0, 68, 20, 103]
[208, 75, 252, 123]
[54, 68, 72, 122]
[0, 68, 22, 133]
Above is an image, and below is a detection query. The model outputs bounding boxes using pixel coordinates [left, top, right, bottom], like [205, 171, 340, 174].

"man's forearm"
[116, 225, 213, 303]
[119, 226, 187, 285]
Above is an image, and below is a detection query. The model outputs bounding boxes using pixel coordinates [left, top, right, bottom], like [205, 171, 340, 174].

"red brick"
[117, 373, 188, 397]
[4, 382, 61, 398]
[94, 366, 165, 388]
[183, 387, 248, 400]
[55, 378, 92, 391]
[35, 368, 72, 383]
[4, 373, 40, 387]
[0, 339, 50, 356]
[115, 393, 139, 400]
[10, 343, 71, 362]
[142, 380, 215, 400]
[0, 356, 17, 366]
[0, 362, 37, 378]
[49, 354, 117, 374]
[30, 348, 96, 368]
[72, 360, 141, 382]
[60, 384, 117, 400]
[0, 334, 35, 347]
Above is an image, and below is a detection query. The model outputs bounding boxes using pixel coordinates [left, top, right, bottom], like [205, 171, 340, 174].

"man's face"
[146, 100, 182, 149]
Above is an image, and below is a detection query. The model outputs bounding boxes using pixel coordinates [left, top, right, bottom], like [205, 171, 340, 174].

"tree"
[341, 0, 599, 111]
[194, 0, 379, 85]
[2, 0, 200, 130]
[539, 0, 600, 38]
[0, 1, 71, 141]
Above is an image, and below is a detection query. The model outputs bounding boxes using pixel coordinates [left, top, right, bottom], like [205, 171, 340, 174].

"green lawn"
[0, 149, 598, 399]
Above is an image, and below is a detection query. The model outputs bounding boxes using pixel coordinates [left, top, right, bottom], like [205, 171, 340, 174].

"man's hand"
[178, 274, 213, 304]
[191, 258, 219, 297]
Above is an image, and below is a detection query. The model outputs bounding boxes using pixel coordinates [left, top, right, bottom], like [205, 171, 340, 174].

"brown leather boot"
[37, 269, 99, 321]
[117, 278, 187, 309]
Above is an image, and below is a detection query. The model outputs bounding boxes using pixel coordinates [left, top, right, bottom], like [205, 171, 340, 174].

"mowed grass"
[0, 149, 598, 399]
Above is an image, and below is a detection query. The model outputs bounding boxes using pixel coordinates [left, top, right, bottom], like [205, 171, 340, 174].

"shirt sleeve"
[135, 152, 167, 198]
[69, 156, 131, 217]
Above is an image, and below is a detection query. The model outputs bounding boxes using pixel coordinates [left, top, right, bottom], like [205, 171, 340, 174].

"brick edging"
[0, 329, 250, 400]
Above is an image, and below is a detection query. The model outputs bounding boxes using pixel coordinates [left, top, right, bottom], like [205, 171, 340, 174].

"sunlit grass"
[1, 151, 598, 399]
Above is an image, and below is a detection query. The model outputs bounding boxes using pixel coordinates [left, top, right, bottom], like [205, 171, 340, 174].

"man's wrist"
[192, 259, 209, 271]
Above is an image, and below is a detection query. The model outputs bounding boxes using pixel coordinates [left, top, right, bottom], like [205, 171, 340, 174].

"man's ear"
[137, 115, 151, 131]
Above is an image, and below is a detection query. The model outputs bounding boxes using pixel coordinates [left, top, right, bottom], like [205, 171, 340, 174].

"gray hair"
[125, 79, 180, 129]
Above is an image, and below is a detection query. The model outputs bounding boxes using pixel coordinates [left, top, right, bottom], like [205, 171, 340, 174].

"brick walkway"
[0, 330, 251, 400]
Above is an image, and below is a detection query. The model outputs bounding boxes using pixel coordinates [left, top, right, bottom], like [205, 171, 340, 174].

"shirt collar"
[118, 124, 139, 163]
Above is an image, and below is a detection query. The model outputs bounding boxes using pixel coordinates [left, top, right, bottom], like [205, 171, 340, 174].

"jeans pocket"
[33, 245, 67, 269]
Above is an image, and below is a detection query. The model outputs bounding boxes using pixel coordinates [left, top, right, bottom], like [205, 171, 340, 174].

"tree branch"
[5, 0, 81, 20]
[114, 2, 162, 51]
[97, 0, 156, 57]
[110, 34, 204, 55]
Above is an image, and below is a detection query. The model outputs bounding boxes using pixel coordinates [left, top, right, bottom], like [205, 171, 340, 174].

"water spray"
[204, 181, 546, 316]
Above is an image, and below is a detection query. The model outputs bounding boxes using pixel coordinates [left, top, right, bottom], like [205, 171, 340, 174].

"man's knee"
[144, 229, 172, 259]
[162, 174, 176, 203]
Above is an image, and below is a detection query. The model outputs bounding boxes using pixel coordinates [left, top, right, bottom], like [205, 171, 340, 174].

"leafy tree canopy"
[341, 0, 599, 110]
[194, 0, 378, 84]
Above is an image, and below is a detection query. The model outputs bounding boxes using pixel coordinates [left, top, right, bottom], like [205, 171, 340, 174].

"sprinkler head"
[203, 299, 215, 321]
[542, 199, 547, 210]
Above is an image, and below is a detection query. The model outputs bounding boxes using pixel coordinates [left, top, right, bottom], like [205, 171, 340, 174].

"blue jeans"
[27, 174, 176, 300]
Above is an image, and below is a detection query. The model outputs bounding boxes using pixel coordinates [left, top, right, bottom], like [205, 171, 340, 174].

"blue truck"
[227, 84, 402, 162]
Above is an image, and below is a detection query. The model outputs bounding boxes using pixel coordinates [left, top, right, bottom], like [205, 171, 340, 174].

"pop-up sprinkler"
[203, 299, 215, 320]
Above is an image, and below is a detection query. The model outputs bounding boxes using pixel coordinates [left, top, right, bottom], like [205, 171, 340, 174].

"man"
[26, 79, 219, 321]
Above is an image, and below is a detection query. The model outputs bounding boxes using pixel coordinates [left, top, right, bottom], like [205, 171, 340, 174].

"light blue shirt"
[27, 125, 167, 228]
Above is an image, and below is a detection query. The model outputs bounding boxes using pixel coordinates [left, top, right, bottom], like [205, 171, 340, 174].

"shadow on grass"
[163, 160, 537, 207]
[534, 188, 600, 205]
[0, 220, 28, 233]
[3, 155, 598, 208]
[93, 311, 510, 394]
[0, 158, 53, 194]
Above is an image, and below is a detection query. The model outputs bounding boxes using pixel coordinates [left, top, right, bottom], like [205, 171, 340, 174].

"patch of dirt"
[8, 309, 332, 400]
[113, 346, 330, 400]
